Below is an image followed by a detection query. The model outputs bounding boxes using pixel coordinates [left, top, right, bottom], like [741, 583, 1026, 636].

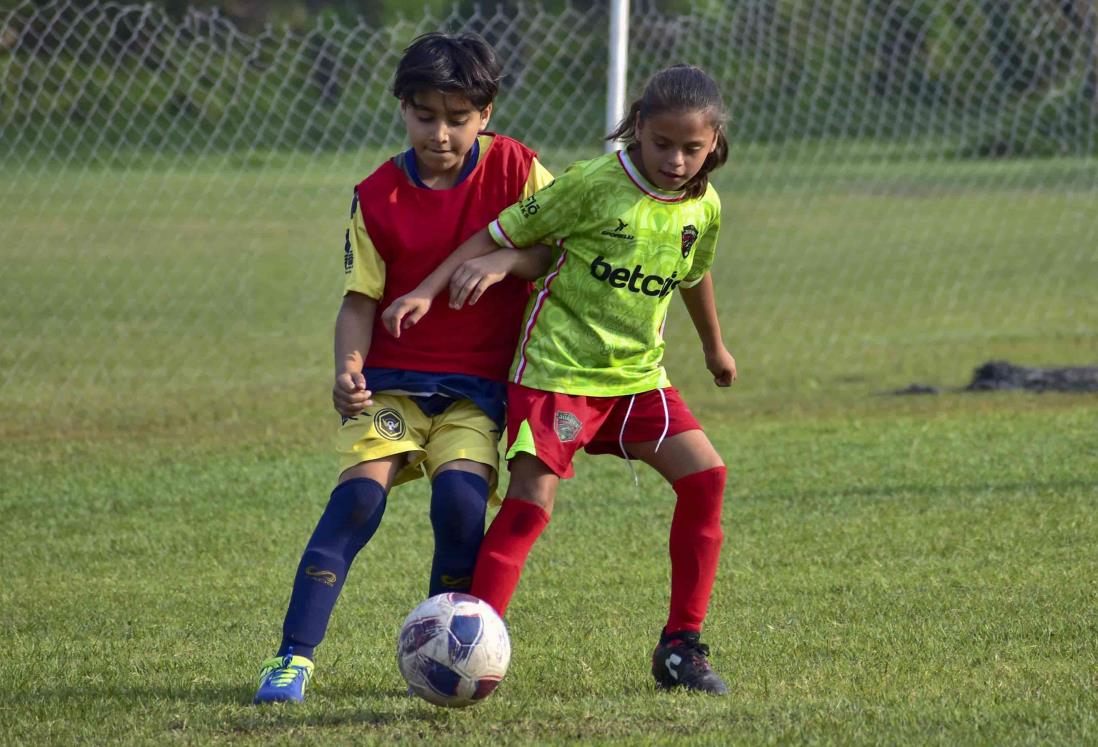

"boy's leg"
[420, 400, 502, 597]
[278, 456, 403, 660]
[255, 456, 402, 704]
[468, 454, 558, 616]
[428, 461, 492, 596]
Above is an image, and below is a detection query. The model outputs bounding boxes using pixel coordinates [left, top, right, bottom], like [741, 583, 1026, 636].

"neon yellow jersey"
[489, 149, 721, 396]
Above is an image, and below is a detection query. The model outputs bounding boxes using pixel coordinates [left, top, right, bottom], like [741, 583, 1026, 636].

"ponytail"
[681, 125, 728, 200]
[606, 99, 643, 144]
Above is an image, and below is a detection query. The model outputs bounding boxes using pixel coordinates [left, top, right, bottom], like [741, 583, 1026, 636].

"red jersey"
[353, 135, 542, 381]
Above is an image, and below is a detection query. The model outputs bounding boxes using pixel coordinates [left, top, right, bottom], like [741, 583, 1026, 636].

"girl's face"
[401, 90, 491, 183]
[634, 109, 719, 192]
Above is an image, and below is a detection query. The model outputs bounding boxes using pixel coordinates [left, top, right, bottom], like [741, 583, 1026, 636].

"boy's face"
[401, 91, 492, 180]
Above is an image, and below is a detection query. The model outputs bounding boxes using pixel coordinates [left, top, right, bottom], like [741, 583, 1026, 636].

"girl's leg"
[427, 460, 493, 596]
[628, 430, 726, 635]
[629, 430, 728, 693]
[278, 456, 403, 659]
[469, 454, 559, 616]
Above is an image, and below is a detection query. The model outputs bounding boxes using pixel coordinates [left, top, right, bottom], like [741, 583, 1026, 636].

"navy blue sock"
[428, 470, 489, 596]
[278, 477, 387, 659]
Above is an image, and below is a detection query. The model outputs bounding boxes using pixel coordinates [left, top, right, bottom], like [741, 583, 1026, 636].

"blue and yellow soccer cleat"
[253, 651, 315, 704]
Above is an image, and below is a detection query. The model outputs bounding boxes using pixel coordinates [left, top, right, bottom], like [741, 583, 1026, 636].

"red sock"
[470, 498, 550, 617]
[665, 466, 726, 634]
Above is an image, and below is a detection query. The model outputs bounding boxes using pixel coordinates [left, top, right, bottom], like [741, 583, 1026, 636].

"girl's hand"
[381, 293, 431, 337]
[449, 251, 517, 308]
[333, 370, 373, 417]
[706, 347, 737, 387]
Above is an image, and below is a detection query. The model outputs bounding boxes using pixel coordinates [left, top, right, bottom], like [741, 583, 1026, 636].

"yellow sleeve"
[343, 191, 385, 300]
[520, 157, 554, 199]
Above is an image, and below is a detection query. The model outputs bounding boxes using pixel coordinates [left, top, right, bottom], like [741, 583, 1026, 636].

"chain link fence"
[2, 0, 1096, 429]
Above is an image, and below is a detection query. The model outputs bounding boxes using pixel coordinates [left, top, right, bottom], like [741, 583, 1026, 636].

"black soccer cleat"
[651, 630, 729, 695]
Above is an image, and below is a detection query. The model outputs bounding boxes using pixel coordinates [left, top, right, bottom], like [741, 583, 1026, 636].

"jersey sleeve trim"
[489, 218, 519, 249]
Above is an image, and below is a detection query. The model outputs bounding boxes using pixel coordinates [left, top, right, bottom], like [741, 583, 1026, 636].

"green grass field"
[2, 149, 1096, 744]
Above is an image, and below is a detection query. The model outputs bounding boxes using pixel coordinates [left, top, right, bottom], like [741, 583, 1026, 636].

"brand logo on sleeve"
[343, 229, 353, 273]
[681, 225, 699, 258]
[519, 194, 540, 217]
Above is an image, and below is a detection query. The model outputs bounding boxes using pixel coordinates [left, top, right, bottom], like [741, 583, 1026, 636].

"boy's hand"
[449, 252, 516, 308]
[381, 293, 431, 338]
[706, 347, 737, 387]
[333, 370, 373, 417]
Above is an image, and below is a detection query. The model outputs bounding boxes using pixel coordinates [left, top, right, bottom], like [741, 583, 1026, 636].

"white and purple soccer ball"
[397, 592, 511, 707]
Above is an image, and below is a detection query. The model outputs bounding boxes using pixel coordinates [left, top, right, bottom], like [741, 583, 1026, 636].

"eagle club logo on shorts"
[681, 225, 699, 258]
[554, 411, 582, 443]
[373, 408, 406, 441]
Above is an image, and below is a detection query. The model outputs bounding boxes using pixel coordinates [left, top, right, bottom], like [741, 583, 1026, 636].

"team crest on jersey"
[681, 225, 699, 258]
[554, 411, 582, 443]
[374, 408, 406, 441]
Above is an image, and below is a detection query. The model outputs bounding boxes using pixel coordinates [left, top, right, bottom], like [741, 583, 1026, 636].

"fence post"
[605, 0, 629, 152]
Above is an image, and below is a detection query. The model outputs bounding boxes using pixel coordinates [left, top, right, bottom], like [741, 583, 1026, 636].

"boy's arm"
[333, 291, 377, 416]
[509, 244, 553, 280]
[679, 273, 737, 387]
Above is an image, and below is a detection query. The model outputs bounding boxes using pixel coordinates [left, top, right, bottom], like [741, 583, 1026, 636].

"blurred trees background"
[2, 0, 1095, 156]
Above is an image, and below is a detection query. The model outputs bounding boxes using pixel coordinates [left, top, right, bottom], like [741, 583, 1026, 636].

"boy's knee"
[328, 477, 387, 534]
[430, 470, 489, 538]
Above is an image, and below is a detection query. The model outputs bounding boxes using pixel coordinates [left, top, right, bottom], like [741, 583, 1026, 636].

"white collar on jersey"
[616, 149, 687, 203]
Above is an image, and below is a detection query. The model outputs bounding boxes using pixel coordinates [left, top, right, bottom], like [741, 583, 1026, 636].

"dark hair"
[392, 32, 501, 110]
[607, 65, 729, 199]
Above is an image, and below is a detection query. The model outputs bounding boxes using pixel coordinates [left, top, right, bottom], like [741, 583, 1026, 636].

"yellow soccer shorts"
[335, 394, 501, 499]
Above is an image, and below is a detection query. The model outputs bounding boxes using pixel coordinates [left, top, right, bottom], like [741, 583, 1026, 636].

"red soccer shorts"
[505, 383, 702, 478]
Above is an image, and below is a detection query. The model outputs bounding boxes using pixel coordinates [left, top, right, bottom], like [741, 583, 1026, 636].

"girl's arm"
[380, 227, 497, 337]
[679, 273, 737, 387]
[381, 228, 553, 335]
[333, 292, 377, 416]
[448, 245, 553, 307]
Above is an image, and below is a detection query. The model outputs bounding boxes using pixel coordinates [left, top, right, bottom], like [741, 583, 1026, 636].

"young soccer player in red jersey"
[383, 65, 736, 695]
[252, 32, 554, 704]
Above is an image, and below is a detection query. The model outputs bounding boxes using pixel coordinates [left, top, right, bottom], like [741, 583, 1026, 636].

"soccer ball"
[397, 592, 511, 707]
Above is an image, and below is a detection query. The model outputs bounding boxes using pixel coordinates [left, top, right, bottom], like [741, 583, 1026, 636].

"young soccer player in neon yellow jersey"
[384, 65, 737, 695]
